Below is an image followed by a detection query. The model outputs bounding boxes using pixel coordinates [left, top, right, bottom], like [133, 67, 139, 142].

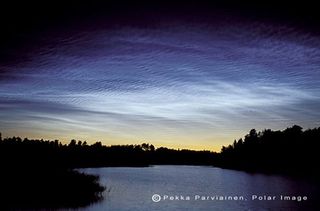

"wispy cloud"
[0, 19, 319, 149]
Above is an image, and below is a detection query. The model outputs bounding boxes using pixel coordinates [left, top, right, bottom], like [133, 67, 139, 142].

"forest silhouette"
[216, 125, 320, 180]
[0, 125, 319, 208]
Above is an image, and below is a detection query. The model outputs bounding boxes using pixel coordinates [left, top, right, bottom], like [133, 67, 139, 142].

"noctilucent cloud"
[1, 18, 320, 151]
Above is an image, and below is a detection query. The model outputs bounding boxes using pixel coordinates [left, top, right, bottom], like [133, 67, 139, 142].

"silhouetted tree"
[69, 139, 77, 147]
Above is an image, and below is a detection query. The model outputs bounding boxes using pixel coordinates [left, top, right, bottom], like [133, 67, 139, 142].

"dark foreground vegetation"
[0, 168, 105, 209]
[0, 135, 107, 209]
[1, 125, 319, 208]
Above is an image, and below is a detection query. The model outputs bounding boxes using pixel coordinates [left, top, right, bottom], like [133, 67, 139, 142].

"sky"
[0, 3, 320, 151]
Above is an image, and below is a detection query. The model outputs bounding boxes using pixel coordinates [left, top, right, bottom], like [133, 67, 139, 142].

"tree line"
[0, 135, 217, 169]
[215, 125, 320, 180]
[1, 124, 319, 174]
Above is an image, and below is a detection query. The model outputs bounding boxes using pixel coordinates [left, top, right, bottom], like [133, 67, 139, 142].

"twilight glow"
[1, 17, 320, 151]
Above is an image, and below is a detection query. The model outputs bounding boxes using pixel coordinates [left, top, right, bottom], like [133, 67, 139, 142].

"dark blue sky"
[0, 3, 319, 150]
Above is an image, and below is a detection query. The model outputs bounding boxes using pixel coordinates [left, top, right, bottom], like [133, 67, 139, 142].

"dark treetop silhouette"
[0, 125, 319, 209]
[216, 125, 320, 181]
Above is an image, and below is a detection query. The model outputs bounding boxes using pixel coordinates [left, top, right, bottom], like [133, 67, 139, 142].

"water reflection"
[78, 166, 318, 211]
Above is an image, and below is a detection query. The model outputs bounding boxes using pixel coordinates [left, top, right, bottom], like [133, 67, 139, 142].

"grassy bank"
[0, 167, 105, 209]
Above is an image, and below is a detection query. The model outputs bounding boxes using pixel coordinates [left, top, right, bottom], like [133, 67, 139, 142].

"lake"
[78, 166, 318, 211]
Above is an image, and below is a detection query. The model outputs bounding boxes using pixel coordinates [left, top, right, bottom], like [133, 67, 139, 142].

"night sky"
[1, 1, 319, 150]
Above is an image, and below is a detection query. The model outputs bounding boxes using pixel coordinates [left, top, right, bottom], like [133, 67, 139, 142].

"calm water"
[77, 166, 318, 211]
